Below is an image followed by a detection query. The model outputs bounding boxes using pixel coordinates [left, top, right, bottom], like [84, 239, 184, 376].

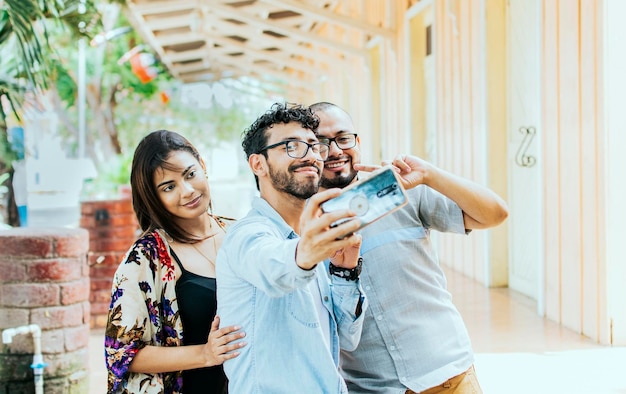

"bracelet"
[329, 257, 363, 281]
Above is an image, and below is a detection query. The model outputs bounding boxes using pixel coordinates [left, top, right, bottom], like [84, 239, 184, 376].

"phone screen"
[320, 166, 408, 232]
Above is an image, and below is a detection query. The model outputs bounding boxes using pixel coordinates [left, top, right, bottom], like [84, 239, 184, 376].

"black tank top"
[172, 250, 228, 393]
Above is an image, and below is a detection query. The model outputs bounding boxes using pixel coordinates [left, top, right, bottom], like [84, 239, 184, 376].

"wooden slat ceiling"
[124, 0, 395, 94]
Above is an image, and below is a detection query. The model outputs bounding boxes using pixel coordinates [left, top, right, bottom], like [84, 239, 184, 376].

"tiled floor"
[88, 267, 626, 393]
[89, 328, 107, 393]
[447, 267, 626, 394]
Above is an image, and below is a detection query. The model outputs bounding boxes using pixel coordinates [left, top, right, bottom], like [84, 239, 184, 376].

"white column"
[604, 0, 626, 345]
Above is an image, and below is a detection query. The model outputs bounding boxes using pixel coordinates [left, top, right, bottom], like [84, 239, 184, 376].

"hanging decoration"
[118, 45, 159, 84]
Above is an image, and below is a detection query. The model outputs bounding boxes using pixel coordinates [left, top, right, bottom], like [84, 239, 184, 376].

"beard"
[268, 162, 320, 199]
[320, 167, 358, 189]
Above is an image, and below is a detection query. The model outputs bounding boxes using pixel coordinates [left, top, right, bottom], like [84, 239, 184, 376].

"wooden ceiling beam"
[131, 1, 197, 15]
[126, 2, 179, 79]
[124, 0, 372, 90]
[259, 0, 394, 39]
[200, 34, 324, 76]
[183, 68, 313, 96]
[165, 47, 208, 63]
[174, 61, 212, 74]
[144, 15, 196, 31]
[208, 2, 366, 58]
[204, 15, 345, 65]
[156, 32, 205, 47]
[206, 54, 314, 91]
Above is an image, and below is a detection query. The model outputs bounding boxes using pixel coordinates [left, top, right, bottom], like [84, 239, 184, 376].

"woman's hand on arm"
[204, 315, 247, 365]
[129, 316, 246, 373]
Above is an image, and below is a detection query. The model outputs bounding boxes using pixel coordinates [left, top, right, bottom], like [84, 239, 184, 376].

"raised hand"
[355, 154, 433, 190]
[356, 155, 508, 229]
[295, 188, 363, 270]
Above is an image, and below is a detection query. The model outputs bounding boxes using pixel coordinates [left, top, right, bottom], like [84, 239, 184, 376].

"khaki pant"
[406, 366, 483, 394]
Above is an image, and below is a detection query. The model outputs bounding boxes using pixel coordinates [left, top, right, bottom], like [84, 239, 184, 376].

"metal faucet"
[2, 324, 45, 394]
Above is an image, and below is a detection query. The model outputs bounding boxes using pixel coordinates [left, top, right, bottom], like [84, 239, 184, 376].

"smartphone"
[320, 166, 408, 233]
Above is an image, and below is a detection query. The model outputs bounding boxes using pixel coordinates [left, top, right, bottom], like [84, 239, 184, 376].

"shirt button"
[390, 345, 396, 350]
[377, 315, 383, 321]
[324, 296, 329, 302]
[365, 286, 371, 291]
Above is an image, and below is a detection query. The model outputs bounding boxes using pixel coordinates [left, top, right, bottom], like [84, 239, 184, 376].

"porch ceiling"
[124, 0, 395, 94]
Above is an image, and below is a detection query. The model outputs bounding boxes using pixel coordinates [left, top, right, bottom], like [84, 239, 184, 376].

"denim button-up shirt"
[216, 197, 367, 393]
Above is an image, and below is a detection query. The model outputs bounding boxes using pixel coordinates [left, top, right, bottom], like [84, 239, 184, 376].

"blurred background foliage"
[0, 0, 271, 225]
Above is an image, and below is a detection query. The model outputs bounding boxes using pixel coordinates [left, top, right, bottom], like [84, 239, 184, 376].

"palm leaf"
[44, 0, 101, 38]
[3, 0, 49, 88]
[0, 10, 13, 43]
[1, 0, 102, 90]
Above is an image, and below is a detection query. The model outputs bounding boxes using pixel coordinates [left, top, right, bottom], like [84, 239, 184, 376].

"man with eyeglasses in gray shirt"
[311, 101, 508, 394]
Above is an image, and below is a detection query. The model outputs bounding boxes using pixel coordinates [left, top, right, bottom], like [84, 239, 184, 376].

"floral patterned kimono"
[105, 229, 183, 393]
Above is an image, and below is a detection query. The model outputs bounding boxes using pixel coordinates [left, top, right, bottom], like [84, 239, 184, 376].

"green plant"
[0, 172, 9, 196]
[80, 153, 132, 200]
[0, 0, 101, 226]
[0, 172, 10, 226]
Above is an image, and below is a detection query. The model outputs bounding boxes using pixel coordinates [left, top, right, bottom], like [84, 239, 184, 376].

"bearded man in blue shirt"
[216, 103, 368, 393]
[311, 101, 508, 394]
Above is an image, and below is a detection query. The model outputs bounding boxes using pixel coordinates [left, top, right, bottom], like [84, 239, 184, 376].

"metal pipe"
[2, 324, 45, 394]
[78, 37, 86, 158]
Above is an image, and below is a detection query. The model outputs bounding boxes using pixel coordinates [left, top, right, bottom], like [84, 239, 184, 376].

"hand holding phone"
[320, 166, 408, 234]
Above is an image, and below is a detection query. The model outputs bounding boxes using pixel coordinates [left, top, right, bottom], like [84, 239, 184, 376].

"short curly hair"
[241, 103, 320, 191]
[241, 102, 320, 159]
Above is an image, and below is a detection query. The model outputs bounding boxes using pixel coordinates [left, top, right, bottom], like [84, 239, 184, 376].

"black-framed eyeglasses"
[318, 133, 358, 150]
[258, 140, 330, 160]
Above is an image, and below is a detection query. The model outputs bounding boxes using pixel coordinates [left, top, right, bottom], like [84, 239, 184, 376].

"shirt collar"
[251, 196, 298, 240]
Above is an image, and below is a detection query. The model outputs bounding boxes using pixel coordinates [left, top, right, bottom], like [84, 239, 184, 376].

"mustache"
[325, 153, 350, 162]
[289, 162, 320, 174]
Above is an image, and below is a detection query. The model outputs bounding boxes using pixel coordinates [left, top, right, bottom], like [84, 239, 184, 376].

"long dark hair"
[130, 129, 206, 243]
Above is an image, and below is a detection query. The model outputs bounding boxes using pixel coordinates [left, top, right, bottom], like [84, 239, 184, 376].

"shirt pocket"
[287, 289, 320, 328]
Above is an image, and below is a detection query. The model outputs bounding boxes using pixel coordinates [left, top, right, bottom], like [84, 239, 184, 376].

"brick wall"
[80, 199, 139, 328]
[0, 227, 90, 393]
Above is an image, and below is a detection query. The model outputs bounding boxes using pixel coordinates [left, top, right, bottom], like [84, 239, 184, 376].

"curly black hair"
[241, 102, 320, 160]
[241, 102, 320, 191]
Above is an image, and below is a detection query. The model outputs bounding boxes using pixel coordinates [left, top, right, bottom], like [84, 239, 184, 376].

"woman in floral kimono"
[105, 130, 247, 394]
